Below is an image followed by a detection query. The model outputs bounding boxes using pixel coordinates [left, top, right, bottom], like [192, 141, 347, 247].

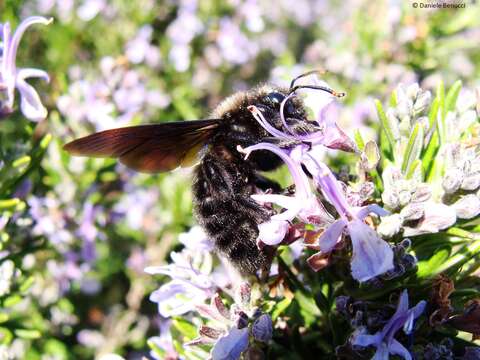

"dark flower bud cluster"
[463, 347, 480, 360]
[339, 290, 426, 359]
[417, 339, 454, 360]
[381, 239, 417, 280]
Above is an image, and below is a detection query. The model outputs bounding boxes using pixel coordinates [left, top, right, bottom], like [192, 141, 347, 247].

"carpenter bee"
[63, 71, 344, 276]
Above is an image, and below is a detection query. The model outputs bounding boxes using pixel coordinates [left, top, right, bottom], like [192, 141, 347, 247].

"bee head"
[260, 90, 303, 120]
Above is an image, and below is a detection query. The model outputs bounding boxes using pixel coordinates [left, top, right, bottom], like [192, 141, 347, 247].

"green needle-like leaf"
[402, 123, 424, 176]
[445, 80, 462, 113]
[375, 99, 396, 158]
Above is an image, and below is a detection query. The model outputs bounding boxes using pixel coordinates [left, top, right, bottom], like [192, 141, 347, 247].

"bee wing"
[63, 119, 221, 173]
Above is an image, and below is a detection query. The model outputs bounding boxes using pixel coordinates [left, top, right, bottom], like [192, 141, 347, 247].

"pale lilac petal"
[144, 266, 166, 275]
[241, 143, 311, 199]
[7, 17, 53, 74]
[1, 22, 12, 78]
[279, 92, 297, 135]
[352, 331, 382, 347]
[150, 280, 209, 317]
[144, 264, 197, 280]
[251, 194, 302, 221]
[257, 220, 289, 245]
[395, 290, 410, 315]
[403, 300, 426, 334]
[453, 194, 480, 219]
[211, 327, 249, 360]
[247, 105, 293, 139]
[303, 155, 350, 218]
[410, 300, 427, 319]
[314, 98, 357, 152]
[355, 204, 390, 220]
[389, 339, 412, 360]
[302, 79, 335, 121]
[318, 219, 346, 252]
[15, 67, 50, 82]
[298, 197, 333, 224]
[372, 343, 390, 360]
[348, 220, 394, 282]
[382, 290, 423, 340]
[15, 69, 49, 121]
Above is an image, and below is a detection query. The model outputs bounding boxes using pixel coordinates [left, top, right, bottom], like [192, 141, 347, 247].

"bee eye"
[263, 91, 297, 118]
[265, 92, 285, 106]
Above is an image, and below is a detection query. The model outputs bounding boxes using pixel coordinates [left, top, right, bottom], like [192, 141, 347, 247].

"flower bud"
[382, 190, 400, 210]
[252, 314, 273, 343]
[399, 238, 412, 249]
[335, 296, 351, 317]
[463, 347, 480, 360]
[413, 90, 431, 114]
[403, 202, 456, 236]
[442, 168, 464, 194]
[400, 203, 424, 221]
[235, 311, 249, 329]
[406, 83, 420, 100]
[461, 173, 480, 191]
[398, 190, 412, 207]
[360, 141, 380, 171]
[453, 195, 480, 219]
[412, 184, 431, 202]
[378, 214, 403, 238]
[385, 108, 401, 141]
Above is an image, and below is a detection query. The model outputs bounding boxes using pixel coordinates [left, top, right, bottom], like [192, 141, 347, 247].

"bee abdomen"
[192, 154, 269, 275]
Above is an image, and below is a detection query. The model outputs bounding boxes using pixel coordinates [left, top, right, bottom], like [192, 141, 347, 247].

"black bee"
[64, 71, 344, 276]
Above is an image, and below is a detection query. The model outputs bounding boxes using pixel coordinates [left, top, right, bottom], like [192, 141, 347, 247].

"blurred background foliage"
[0, 0, 479, 358]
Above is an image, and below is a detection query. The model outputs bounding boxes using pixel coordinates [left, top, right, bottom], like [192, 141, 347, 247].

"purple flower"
[0, 16, 52, 121]
[240, 143, 332, 247]
[238, 78, 393, 281]
[146, 226, 228, 317]
[240, 140, 393, 282]
[211, 328, 249, 360]
[352, 290, 426, 360]
[148, 319, 180, 360]
[304, 157, 394, 282]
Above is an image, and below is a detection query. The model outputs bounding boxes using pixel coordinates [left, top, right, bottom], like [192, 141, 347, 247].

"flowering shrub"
[1, 1, 480, 359]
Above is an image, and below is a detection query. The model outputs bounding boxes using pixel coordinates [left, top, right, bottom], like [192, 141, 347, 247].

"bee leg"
[263, 137, 302, 149]
[259, 245, 276, 282]
[285, 118, 320, 135]
[252, 173, 282, 192]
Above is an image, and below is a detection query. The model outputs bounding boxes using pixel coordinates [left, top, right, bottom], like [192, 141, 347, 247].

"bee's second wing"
[63, 119, 221, 173]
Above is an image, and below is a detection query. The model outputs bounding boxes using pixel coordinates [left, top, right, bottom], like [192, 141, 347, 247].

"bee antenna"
[288, 84, 346, 98]
[289, 69, 327, 89]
